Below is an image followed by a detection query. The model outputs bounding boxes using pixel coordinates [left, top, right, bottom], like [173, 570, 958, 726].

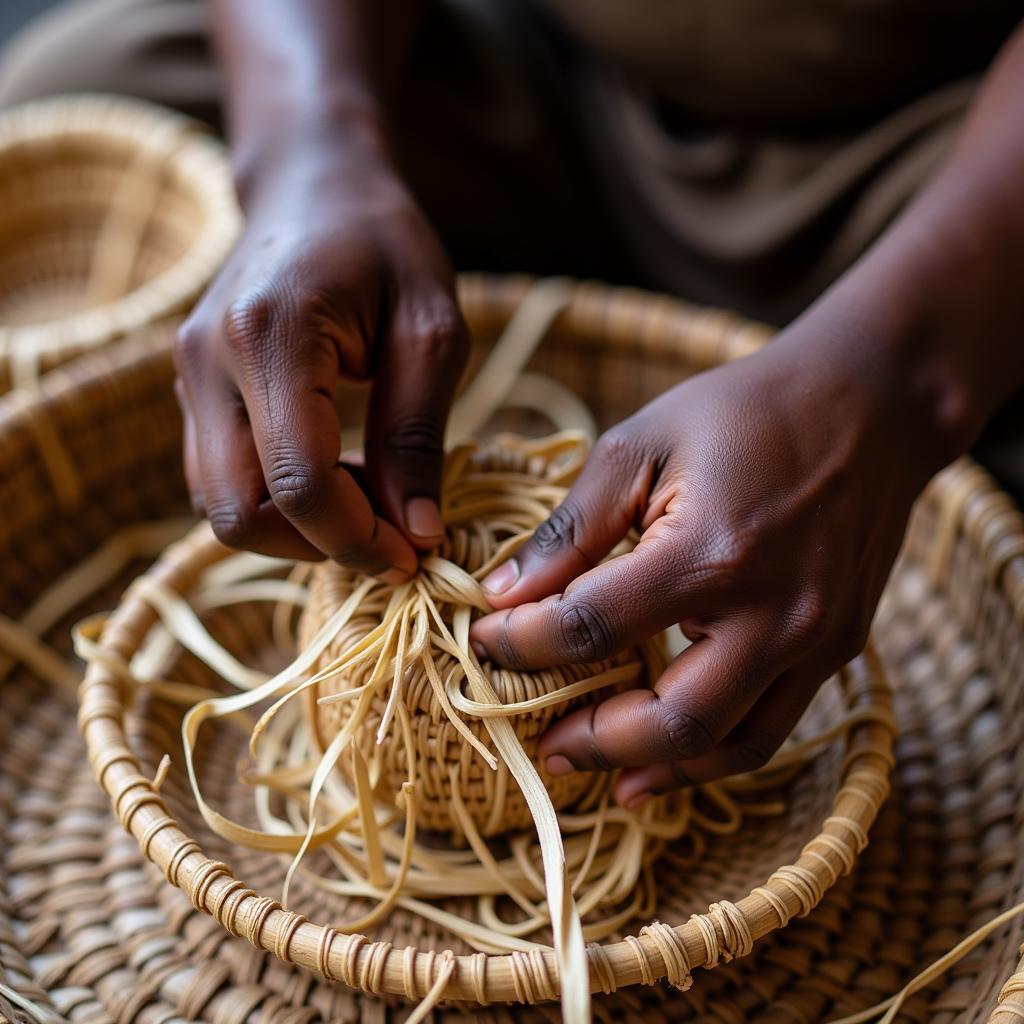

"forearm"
[784, 22, 1024, 470]
[212, 0, 423, 195]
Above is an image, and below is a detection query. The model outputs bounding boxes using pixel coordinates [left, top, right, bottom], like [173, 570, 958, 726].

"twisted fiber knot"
[508, 949, 556, 1003]
[334, 933, 368, 987]
[587, 942, 616, 994]
[115, 785, 166, 834]
[419, 555, 490, 611]
[402, 946, 420, 1001]
[770, 864, 824, 917]
[212, 879, 253, 937]
[639, 921, 693, 991]
[190, 860, 232, 912]
[361, 939, 392, 994]
[624, 935, 655, 985]
[77, 693, 124, 731]
[138, 814, 176, 859]
[803, 832, 857, 883]
[824, 813, 869, 854]
[997, 971, 1024, 1015]
[470, 951, 488, 1003]
[89, 744, 135, 790]
[317, 927, 338, 982]
[243, 896, 280, 948]
[687, 901, 753, 970]
[273, 911, 308, 963]
[165, 837, 201, 885]
[752, 884, 792, 927]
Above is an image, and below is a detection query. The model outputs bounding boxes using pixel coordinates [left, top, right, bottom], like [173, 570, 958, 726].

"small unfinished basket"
[0, 93, 239, 392]
[0, 277, 1020, 1022]
[78, 275, 898, 1010]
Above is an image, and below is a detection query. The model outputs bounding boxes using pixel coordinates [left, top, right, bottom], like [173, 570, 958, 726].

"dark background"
[2, 1, 60, 49]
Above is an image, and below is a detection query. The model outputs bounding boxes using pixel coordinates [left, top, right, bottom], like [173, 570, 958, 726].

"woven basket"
[0, 94, 239, 393]
[0, 277, 1018, 1022]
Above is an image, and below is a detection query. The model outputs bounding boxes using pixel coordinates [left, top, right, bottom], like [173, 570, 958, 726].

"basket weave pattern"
[75, 280, 898, 1006]
[0, 277, 1017, 1020]
[0, 94, 239, 392]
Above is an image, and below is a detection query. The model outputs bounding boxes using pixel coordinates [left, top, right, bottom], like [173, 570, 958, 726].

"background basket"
[0, 93, 239, 393]
[0, 276, 1019, 1021]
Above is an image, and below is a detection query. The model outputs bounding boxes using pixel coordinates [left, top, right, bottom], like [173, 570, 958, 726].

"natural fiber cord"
[0, 274, 1015, 1021]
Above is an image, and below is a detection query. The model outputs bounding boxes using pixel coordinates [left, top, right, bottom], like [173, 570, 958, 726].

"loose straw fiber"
[0, 275, 1019, 1022]
[73, 278, 896, 1020]
[0, 93, 240, 392]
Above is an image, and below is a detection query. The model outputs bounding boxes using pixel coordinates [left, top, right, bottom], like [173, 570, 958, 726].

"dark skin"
[178, 3, 1024, 808]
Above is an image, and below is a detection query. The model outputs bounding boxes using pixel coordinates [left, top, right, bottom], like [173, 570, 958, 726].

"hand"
[174, 142, 467, 578]
[470, 325, 946, 807]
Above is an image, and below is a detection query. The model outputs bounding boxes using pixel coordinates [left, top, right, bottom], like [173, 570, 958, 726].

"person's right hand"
[174, 143, 468, 580]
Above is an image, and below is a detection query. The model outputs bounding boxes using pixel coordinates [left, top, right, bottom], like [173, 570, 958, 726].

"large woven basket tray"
[0, 276, 1019, 1022]
[0, 94, 239, 393]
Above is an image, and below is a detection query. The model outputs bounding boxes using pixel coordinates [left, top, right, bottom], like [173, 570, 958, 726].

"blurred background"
[1, 1, 57, 47]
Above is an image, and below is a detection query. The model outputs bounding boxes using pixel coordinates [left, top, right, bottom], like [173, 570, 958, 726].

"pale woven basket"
[0, 93, 239, 393]
[0, 277, 1020, 1021]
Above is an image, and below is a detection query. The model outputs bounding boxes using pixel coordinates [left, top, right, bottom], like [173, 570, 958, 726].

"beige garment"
[542, 0, 1020, 124]
[0, 0, 1017, 325]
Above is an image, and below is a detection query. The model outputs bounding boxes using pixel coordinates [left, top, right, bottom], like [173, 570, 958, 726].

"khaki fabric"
[0, 0, 1017, 325]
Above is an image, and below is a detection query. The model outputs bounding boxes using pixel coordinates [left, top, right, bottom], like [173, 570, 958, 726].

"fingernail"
[625, 791, 651, 811]
[482, 559, 520, 596]
[405, 497, 444, 539]
[545, 754, 574, 777]
[471, 639, 489, 661]
[378, 568, 410, 586]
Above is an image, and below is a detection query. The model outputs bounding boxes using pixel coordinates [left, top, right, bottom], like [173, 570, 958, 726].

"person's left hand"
[469, 320, 952, 808]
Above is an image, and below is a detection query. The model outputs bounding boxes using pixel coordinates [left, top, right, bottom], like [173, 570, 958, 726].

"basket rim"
[0, 93, 240, 372]
[77, 276, 897, 1004]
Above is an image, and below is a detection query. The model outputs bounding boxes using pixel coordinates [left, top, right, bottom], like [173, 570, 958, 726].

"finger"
[471, 525, 696, 669]
[479, 429, 655, 604]
[189, 376, 324, 561]
[365, 292, 468, 550]
[613, 665, 826, 804]
[226, 298, 418, 578]
[535, 618, 785, 773]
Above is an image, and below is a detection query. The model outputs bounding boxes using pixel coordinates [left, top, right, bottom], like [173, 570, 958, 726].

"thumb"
[365, 291, 469, 549]
[480, 429, 654, 606]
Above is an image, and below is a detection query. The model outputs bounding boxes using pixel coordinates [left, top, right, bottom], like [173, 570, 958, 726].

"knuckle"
[207, 502, 254, 550]
[556, 600, 616, 663]
[731, 736, 778, 774]
[592, 425, 642, 469]
[410, 308, 468, 365]
[787, 588, 830, 647]
[384, 414, 445, 461]
[532, 506, 581, 557]
[660, 706, 716, 761]
[173, 322, 205, 375]
[266, 457, 324, 522]
[707, 526, 758, 588]
[223, 289, 283, 353]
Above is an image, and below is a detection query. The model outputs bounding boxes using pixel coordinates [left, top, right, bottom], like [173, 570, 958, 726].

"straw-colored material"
[0, 276, 1019, 1022]
[74, 287, 895, 1014]
[0, 93, 240, 392]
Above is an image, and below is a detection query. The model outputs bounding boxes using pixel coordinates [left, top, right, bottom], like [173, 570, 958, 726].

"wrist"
[779, 253, 991, 479]
[231, 100, 395, 208]
[767, 292, 975, 492]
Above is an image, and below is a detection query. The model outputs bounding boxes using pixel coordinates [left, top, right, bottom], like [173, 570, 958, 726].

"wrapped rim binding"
[0, 275, 1017, 1020]
[76, 435, 896, 1020]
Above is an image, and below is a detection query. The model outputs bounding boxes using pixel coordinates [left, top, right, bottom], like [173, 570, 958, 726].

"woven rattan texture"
[0, 93, 240, 392]
[0, 277, 1021, 1021]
